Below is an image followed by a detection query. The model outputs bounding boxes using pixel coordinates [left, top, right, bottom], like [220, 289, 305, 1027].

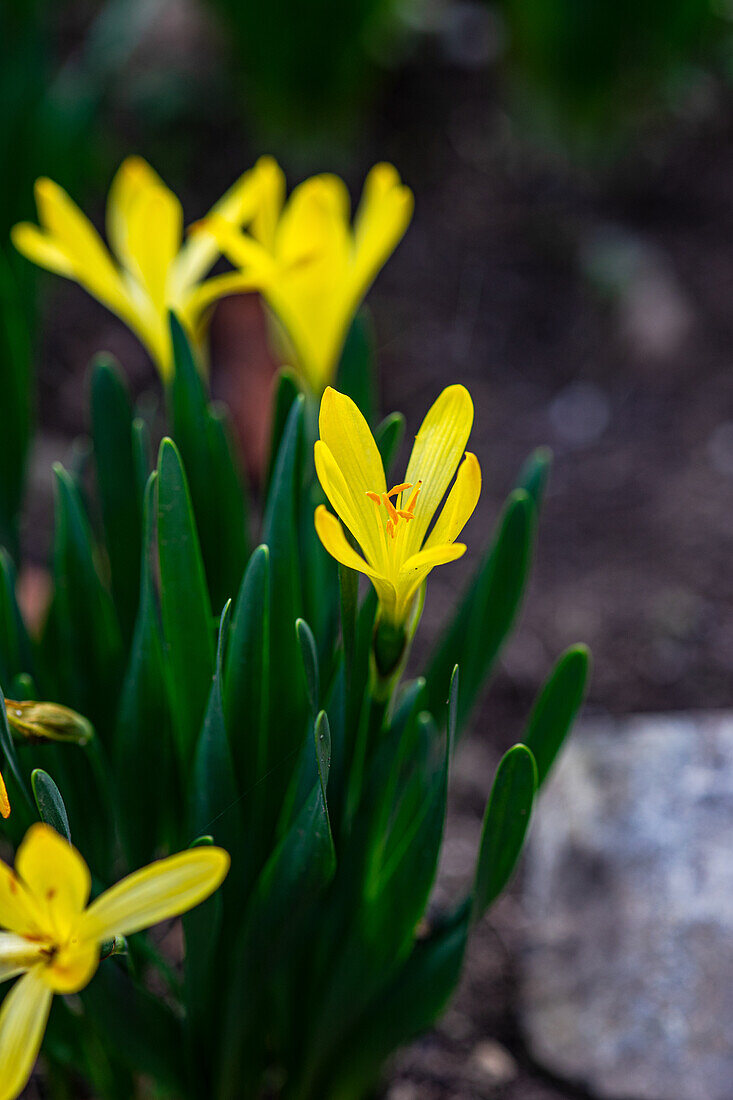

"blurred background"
[4, 1, 733, 1096]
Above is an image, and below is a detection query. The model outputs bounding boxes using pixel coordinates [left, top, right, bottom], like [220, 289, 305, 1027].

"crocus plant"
[0, 825, 228, 1099]
[0, 158, 590, 1099]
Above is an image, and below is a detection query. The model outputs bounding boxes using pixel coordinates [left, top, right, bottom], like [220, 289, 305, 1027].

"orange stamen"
[397, 510, 415, 521]
[387, 519, 395, 539]
[366, 491, 381, 504]
[383, 494, 400, 524]
[386, 482, 411, 498]
[405, 480, 423, 513]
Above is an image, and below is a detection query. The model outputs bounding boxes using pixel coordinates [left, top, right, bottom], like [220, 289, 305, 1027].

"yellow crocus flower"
[314, 385, 481, 627]
[196, 161, 414, 392]
[11, 156, 269, 381]
[0, 824, 229, 1099]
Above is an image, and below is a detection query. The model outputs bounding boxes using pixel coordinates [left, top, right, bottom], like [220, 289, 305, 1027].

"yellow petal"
[314, 507, 397, 618]
[0, 967, 53, 1100]
[45, 942, 99, 995]
[317, 390, 388, 567]
[0, 934, 44, 983]
[0, 864, 43, 939]
[249, 155, 286, 251]
[276, 174, 350, 267]
[33, 178, 127, 312]
[0, 770, 8, 820]
[106, 156, 162, 271]
[400, 542, 467, 575]
[124, 176, 183, 312]
[403, 385, 474, 556]
[352, 163, 413, 292]
[314, 505, 379, 578]
[314, 441, 383, 568]
[425, 452, 481, 550]
[10, 223, 75, 277]
[78, 847, 230, 944]
[15, 825, 91, 942]
[396, 542, 467, 620]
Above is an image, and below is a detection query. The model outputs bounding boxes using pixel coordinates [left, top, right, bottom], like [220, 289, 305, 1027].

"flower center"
[366, 481, 422, 540]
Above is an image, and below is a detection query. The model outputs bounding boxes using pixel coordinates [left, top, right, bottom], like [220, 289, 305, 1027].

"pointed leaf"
[157, 438, 214, 765]
[523, 644, 590, 789]
[472, 743, 537, 922]
[31, 769, 71, 842]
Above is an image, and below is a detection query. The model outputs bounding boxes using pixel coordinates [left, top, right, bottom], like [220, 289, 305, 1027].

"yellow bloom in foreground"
[198, 161, 413, 392]
[11, 156, 269, 381]
[0, 824, 229, 1100]
[0, 773, 8, 821]
[314, 385, 481, 626]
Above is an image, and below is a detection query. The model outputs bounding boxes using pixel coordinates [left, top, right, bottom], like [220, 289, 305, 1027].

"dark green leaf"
[157, 438, 214, 766]
[116, 472, 175, 866]
[296, 617, 320, 717]
[523, 644, 590, 788]
[224, 545, 269, 802]
[190, 601, 240, 852]
[515, 445, 552, 509]
[472, 743, 537, 922]
[266, 367, 300, 492]
[90, 354, 142, 646]
[425, 489, 536, 733]
[46, 464, 123, 732]
[335, 308, 377, 425]
[31, 768, 71, 842]
[262, 395, 306, 801]
[375, 412, 405, 477]
[169, 314, 249, 613]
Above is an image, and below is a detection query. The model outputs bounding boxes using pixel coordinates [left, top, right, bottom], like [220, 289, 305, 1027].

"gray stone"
[519, 712, 733, 1100]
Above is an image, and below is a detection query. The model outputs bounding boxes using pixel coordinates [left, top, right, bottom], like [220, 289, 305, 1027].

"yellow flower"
[314, 385, 481, 627]
[197, 161, 413, 392]
[0, 824, 229, 1099]
[11, 156, 269, 381]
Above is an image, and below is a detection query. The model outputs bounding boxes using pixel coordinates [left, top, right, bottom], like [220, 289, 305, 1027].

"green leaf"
[90, 354, 142, 647]
[0, 549, 33, 689]
[296, 617, 320, 717]
[31, 768, 71, 842]
[0, 689, 31, 816]
[472, 743, 537, 922]
[266, 368, 300, 493]
[335, 308, 377, 425]
[320, 907, 470, 1099]
[375, 412, 405, 477]
[157, 438, 215, 766]
[523, 644, 590, 788]
[116, 472, 175, 866]
[515, 445, 552, 509]
[190, 601, 240, 852]
[425, 489, 536, 733]
[224, 545, 269, 801]
[0, 249, 32, 557]
[46, 464, 123, 732]
[262, 395, 306, 802]
[169, 314, 249, 613]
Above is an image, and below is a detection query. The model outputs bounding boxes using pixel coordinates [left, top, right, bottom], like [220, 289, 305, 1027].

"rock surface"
[520, 712, 733, 1100]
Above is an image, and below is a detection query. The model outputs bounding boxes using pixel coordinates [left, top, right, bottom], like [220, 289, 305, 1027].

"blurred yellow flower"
[197, 161, 413, 392]
[0, 824, 229, 1100]
[11, 157, 269, 381]
[314, 385, 481, 626]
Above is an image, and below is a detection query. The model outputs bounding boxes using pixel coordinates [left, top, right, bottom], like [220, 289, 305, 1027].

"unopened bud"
[6, 700, 94, 746]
